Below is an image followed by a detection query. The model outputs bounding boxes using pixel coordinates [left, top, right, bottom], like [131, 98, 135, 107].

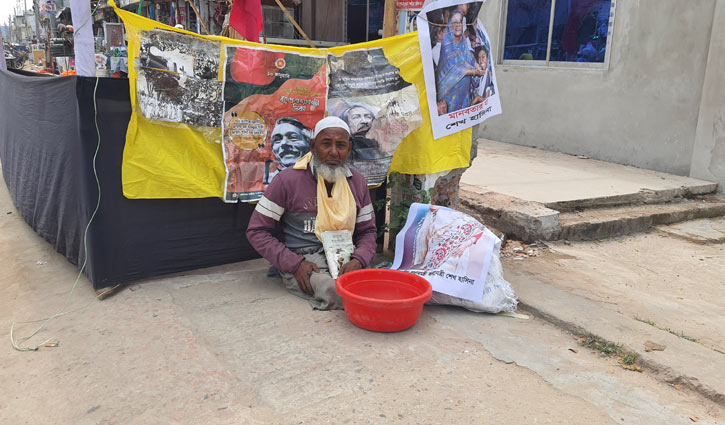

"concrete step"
[461, 186, 725, 242]
[459, 187, 561, 242]
[654, 217, 725, 244]
[546, 184, 718, 212]
[558, 197, 725, 241]
[459, 139, 723, 242]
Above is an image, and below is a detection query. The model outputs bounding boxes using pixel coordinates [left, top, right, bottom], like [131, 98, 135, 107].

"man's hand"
[339, 258, 362, 276]
[294, 261, 319, 296]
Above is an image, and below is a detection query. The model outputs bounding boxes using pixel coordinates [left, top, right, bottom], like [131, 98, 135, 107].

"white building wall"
[475, 0, 718, 179]
[690, 0, 725, 192]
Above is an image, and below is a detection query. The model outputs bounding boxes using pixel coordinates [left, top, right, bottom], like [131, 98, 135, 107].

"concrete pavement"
[501, 226, 725, 407]
[2, 169, 724, 423]
[459, 139, 725, 405]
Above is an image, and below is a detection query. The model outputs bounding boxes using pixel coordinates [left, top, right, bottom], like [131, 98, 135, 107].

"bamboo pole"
[188, 0, 211, 35]
[382, 0, 397, 38]
[272, 0, 315, 48]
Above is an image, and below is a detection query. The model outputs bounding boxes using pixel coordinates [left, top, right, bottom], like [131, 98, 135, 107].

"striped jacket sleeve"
[245, 187, 305, 274]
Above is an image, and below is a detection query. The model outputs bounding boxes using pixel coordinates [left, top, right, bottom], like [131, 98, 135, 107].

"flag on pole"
[229, 0, 263, 42]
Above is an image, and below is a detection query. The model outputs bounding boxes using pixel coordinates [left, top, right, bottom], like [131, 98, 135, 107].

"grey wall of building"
[691, 0, 725, 192]
[475, 0, 719, 182]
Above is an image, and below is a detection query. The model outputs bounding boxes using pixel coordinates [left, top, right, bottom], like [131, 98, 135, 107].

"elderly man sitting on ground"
[246, 117, 377, 310]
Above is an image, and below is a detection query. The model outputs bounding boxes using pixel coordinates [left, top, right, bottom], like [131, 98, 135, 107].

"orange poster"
[222, 46, 327, 202]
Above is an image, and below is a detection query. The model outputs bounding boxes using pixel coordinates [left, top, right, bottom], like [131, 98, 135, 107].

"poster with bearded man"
[222, 46, 327, 202]
[327, 48, 422, 186]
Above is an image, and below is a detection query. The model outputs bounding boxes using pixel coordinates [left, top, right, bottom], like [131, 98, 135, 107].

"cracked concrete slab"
[655, 217, 725, 244]
[463, 139, 717, 207]
[431, 309, 723, 424]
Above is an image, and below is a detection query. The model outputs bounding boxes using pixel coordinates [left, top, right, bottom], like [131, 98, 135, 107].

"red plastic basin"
[336, 269, 432, 332]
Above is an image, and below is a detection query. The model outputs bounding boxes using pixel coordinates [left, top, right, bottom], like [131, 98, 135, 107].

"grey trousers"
[280, 246, 344, 310]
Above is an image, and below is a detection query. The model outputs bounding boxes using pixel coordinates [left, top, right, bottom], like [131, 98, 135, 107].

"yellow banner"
[112, 1, 472, 199]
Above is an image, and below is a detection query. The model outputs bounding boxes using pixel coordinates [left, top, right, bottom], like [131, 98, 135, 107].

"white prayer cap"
[313, 116, 350, 138]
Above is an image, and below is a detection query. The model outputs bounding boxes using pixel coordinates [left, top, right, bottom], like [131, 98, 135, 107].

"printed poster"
[326, 48, 422, 186]
[113, 0, 475, 201]
[136, 29, 223, 127]
[392, 203, 499, 302]
[396, 9, 419, 35]
[417, 0, 501, 139]
[395, 0, 422, 36]
[222, 46, 327, 202]
[41, 0, 56, 14]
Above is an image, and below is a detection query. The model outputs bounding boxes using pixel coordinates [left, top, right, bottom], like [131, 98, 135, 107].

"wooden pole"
[273, 0, 315, 48]
[188, 0, 211, 35]
[382, 0, 397, 38]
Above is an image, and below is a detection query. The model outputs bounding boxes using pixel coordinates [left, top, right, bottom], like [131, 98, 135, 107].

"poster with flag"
[222, 45, 328, 202]
[112, 0, 475, 201]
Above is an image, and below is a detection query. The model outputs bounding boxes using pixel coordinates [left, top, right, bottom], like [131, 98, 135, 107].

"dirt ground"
[1, 180, 724, 423]
[505, 228, 725, 354]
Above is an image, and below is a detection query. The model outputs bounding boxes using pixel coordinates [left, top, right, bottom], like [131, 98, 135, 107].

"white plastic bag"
[427, 252, 518, 313]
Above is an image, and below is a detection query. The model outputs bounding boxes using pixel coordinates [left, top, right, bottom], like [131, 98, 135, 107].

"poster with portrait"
[104, 22, 125, 48]
[40, 0, 56, 14]
[391, 203, 499, 302]
[136, 29, 223, 127]
[326, 48, 422, 186]
[417, 0, 501, 140]
[222, 46, 327, 202]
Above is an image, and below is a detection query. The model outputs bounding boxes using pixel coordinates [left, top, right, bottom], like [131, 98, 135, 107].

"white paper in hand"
[321, 230, 355, 279]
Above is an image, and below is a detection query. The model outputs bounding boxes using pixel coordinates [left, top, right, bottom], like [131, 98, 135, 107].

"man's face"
[271, 122, 309, 168]
[346, 107, 374, 136]
[310, 128, 351, 168]
[451, 14, 463, 38]
[477, 50, 488, 70]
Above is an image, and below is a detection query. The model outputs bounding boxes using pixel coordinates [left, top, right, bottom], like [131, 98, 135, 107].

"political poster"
[136, 29, 223, 127]
[326, 48, 422, 186]
[222, 46, 327, 202]
[392, 203, 499, 302]
[396, 9, 419, 35]
[417, 0, 501, 139]
[113, 0, 475, 201]
[40, 0, 56, 14]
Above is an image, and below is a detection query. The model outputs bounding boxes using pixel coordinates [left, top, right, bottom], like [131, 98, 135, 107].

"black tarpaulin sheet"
[0, 69, 259, 289]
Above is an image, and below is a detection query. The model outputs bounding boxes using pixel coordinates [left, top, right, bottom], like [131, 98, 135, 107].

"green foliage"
[634, 316, 699, 343]
[621, 351, 639, 365]
[387, 172, 435, 233]
[579, 333, 642, 371]
[582, 334, 622, 357]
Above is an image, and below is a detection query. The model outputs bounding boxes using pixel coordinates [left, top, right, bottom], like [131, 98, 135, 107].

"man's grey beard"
[312, 155, 350, 183]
